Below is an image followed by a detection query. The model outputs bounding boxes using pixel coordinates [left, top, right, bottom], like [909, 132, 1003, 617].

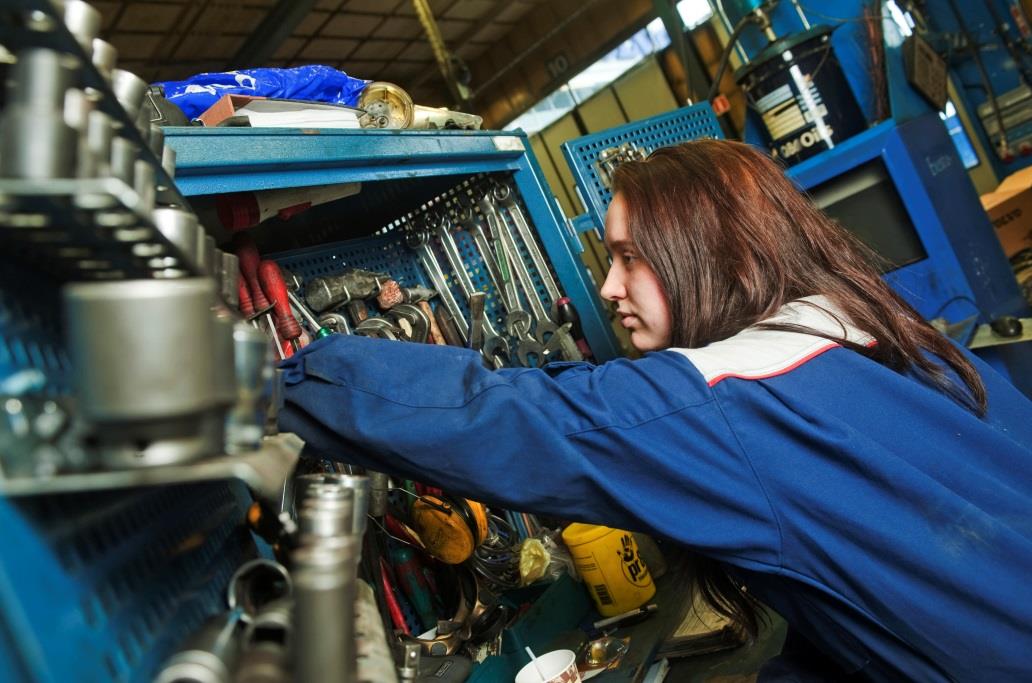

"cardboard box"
[196, 94, 266, 127]
[981, 166, 1032, 258]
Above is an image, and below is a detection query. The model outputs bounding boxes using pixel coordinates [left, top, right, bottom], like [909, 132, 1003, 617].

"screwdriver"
[286, 289, 333, 339]
[258, 259, 302, 353]
[235, 236, 285, 360]
[556, 296, 594, 361]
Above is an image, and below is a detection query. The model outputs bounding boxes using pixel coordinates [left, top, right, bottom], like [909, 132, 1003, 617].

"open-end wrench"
[493, 184, 563, 306]
[406, 227, 469, 345]
[457, 205, 543, 367]
[431, 217, 508, 367]
[480, 195, 558, 345]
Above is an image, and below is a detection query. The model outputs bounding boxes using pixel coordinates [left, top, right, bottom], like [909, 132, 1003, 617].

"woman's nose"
[600, 267, 624, 302]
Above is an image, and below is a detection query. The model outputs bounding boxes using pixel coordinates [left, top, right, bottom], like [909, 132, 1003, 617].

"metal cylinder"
[292, 539, 358, 683]
[226, 322, 273, 454]
[149, 123, 164, 158]
[154, 611, 245, 683]
[133, 159, 155, 213]
[212, 306, 238, 407]
[221, 252, 240, 307]
[227, 559, 292, 621]
[369, 471, 389, 517]
[86, 109, 114, 175]
[153, 207, 201, 267]
[111, 68, 149, 120]
[237, 598, 293, 683]
[64, 278, 219, 466]
[0, 107, 75, 179]
[91, 38, 117, 81]
[7, 48, 78, 109]
[205, 236, 218, 278]
[297, 473, 370, 536]
[162, 145, 177, 179]
[298, 491, 355, 540]
[110, 136, 137, 185]
[59, 0, 102, 55]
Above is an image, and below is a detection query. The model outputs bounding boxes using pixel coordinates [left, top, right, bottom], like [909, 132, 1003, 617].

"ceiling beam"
[225, 0, 320, 70]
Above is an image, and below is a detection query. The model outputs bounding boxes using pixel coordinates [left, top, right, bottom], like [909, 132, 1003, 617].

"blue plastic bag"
[156, 65, 369, 120]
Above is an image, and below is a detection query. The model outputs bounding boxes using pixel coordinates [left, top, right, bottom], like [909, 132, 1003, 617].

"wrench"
[493, 184, 562, 306]
[431, 217, 508, 367]
[480, 195, 558, 344]
[406, 227, 469, 345]
[457, 205, 544, 367]
[390, 303, 430, 343]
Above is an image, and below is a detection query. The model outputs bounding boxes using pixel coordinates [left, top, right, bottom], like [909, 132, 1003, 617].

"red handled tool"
[556, 296, 594, 361]
[258, 260, 302, 353]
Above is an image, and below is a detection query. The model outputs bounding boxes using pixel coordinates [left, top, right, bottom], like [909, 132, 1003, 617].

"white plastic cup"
[515, 649, 582, 683]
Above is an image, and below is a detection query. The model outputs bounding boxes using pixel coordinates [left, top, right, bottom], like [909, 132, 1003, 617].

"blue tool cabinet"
[168, 127, 620, 363]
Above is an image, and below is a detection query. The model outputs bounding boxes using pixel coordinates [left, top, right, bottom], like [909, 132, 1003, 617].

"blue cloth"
[279, 302, 1032, 682]
[156, 65, 368, 120]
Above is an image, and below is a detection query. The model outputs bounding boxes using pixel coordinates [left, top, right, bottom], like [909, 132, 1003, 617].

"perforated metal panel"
[561, 103, 724, 234]
[273, 174, 558, 335]
[0, 480, 256, 682]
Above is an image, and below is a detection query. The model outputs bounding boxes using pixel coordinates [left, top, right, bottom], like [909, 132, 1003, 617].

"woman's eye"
[623, 253, 637, 265]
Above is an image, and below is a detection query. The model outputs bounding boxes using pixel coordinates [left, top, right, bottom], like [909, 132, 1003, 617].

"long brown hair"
[612, 139, 987, 635]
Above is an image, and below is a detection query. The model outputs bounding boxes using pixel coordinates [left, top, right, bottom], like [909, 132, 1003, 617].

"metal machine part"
[56, 0, 102, 55]
[90, 38, 117, 82]
[358, 81, 415, 129]
[110, 68, 149, 121]
[593, 143, 648, 191]
[389, 302, 430, 343]
[292, 538, 360, 683]
[222, 252, 241, 308]
[296, 472, 371, 536]
[0, 48, 79, 180]
[319, 312, 353, 335]
[227, 559, 292, 622]
[236, 598, 293, 683]
[154, 610, 246, 683]
[63, 278, 224, 467]
[152, 206, 202, 267]
[368, 471, 389, 518]
[298, 487, 356, 541]
[226, 322, 274, 454]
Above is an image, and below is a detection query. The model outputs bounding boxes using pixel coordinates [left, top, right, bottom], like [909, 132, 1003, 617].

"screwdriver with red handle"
[234, 234, 285, 360]
[258, 259, 302, 354]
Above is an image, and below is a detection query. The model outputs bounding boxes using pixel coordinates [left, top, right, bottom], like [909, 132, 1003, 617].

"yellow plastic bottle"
[561, 523, 656, 617]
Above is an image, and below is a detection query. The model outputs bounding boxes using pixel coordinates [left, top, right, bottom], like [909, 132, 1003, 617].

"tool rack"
[167, 126, 621, 364]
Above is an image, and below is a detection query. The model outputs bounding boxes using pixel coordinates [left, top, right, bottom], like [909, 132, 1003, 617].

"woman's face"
[600, 193, 673, 352]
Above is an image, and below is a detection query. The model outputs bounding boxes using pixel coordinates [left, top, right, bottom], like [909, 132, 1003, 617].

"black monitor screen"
[807, 159, 928, 273]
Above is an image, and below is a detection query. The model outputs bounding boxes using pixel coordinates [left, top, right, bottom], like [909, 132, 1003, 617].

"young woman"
[280, 140, 1032, 681]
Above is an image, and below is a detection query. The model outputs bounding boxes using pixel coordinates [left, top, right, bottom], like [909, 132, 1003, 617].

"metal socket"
[64, 278, 218, 421]
[162, 145, 177, 179]
[154, 610, 245, 683]
[110, 136, 137, 185]
[292, 540, 358, 683]
[226, 322, 273, 454]
[212, 307, 238, 407]
[133, 159, 155, 213]
[8, 48, 79, 109]
[227, 559, 292, 622]
[91, 38, 117, 81]
[297, 473, 370, 536]
[111, 68, 149, 120]
[0, 107, 75, 179]
[221, 252, 240, 307]
[152, 207, 201, 266]
[59, 0, 102, 55]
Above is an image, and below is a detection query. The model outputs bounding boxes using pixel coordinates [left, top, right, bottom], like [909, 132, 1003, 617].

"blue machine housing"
[788, 112, 1032, 394]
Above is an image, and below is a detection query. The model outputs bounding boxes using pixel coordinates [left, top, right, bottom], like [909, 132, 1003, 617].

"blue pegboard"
[0, 480, 257, 682]
[272, 174, 557, 337]
[561, 103, 724, 234]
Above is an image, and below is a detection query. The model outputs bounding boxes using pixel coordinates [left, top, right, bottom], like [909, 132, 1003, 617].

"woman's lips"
[620, 314, 637, 328]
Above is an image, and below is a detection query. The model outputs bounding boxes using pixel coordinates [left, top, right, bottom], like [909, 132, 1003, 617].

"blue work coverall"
[279, 297, 1032, 681]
